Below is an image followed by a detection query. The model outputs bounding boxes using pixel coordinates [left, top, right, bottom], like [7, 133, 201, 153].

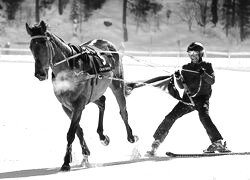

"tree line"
[0, 0, 249, 42]
[175, 0, 250, 41]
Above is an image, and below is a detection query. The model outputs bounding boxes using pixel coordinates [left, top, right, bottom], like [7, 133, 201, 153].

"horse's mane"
[47, 31, 72, 56]
[52, 33, 67, 43]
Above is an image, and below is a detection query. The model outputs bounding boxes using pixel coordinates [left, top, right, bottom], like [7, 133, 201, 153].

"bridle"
[29, 33, 104, 81]
[30, 33, 86, 70]
[30, 33, 56, 69]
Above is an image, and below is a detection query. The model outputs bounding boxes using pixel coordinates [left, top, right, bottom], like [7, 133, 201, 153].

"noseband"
[31, 34, 55, 68]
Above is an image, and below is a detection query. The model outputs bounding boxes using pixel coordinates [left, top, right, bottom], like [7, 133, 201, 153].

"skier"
[147, 42, 231, 155]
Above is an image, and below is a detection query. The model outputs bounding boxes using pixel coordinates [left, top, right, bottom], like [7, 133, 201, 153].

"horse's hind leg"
[94, 95, 110, 146]
[110, 80, 138, 143]
[61, 105, 90, 171]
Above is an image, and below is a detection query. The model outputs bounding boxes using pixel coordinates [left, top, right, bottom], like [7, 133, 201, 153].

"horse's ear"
[40, 20, 47, 33]
[26, 23, 32, 35]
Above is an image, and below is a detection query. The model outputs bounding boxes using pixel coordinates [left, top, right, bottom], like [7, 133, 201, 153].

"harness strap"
[87, 55, 99, 104]
[31, 35, 48, 40]
[190, 77, 202, 98]
[181, 68, 202, 98]
[54, 52, 83, 67]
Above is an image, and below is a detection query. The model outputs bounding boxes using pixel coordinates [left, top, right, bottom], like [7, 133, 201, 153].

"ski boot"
[203, 139, 231, 153]
[146, 139, 161, 156]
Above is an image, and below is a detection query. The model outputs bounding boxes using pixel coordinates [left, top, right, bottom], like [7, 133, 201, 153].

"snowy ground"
[0, 56, 250, 180]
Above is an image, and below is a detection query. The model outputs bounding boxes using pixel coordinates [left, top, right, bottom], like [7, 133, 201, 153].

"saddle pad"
[92, 54, 112, 73]
[83, 45, 113, 73]
[69, 43, 113, 74]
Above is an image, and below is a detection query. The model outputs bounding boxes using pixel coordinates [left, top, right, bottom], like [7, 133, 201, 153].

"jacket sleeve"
[202, 63, 215, 85]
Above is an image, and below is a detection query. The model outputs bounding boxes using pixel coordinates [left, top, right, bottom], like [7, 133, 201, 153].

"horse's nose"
[35, 72, 48, 81]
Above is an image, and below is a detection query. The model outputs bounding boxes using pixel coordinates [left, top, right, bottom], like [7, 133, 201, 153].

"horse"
[26, 20, 138, 171]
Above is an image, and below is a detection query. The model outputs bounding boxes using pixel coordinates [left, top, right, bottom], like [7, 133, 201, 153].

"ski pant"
[153, 94, 223, 143]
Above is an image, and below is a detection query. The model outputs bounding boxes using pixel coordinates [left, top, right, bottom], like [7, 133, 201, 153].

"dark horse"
[26, 20, 138, 171]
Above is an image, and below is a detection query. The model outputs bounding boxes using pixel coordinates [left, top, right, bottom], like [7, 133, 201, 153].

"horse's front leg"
[61, 107, 89, 171]
[75, 125, 91, 168]
[61, 105, 90, 170]
[94, 95, 110, 146]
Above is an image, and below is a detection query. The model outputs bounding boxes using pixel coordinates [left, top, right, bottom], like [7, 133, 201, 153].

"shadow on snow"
[0, 156, 172, 179]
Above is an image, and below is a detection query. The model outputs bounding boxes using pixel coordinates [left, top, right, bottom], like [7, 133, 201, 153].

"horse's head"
[26, 20, 52, 81]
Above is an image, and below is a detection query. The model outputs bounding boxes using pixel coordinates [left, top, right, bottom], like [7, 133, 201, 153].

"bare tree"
[128, 0, 162, 33]
[123, 0, 128, 42]
[231, 0, 236, 27]
[58, 0, 69, 15]
[176, 0, 197, 31]
[58, 0, 63, 15]
[222, 0, 232, 37]
[195, 0, 209, 26]
[195, 0, 210, 33]
[35, 0, 40, 23]
[238, 0, 250, 41]
[211, 0, 218, 26]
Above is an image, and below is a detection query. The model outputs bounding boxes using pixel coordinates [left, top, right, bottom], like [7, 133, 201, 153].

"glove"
[174, 70, 181, 78]
[199, 68, 205, 75]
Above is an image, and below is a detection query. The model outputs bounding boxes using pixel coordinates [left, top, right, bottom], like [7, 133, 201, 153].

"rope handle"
[177, 75, 195, 106]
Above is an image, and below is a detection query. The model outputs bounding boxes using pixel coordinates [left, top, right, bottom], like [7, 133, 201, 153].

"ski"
[166, 151, 250, 158]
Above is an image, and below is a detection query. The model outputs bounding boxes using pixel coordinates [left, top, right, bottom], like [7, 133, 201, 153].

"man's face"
[188, 51, 200, 63]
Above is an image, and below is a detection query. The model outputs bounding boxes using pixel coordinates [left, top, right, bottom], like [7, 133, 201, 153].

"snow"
[0, 56, 250, 180]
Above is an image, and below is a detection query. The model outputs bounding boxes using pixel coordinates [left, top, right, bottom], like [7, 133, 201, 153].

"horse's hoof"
[60, 164, 71, 171]
[81, 145, 90, 156]
[128, 135, 139, 143]
[101, 135, 110, 146]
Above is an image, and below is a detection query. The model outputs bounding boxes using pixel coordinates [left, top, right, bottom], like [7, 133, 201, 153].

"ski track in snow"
[0, 57, 250, 180]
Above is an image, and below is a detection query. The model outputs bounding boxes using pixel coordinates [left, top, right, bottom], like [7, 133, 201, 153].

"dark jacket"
[176, 61, 215, 97]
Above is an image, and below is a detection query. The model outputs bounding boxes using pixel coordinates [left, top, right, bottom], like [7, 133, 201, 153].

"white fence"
[0, 48, 250, 57]
[0, 48, 250, 71]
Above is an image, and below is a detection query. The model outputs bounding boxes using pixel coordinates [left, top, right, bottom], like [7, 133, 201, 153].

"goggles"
[187, 51, 199, 56]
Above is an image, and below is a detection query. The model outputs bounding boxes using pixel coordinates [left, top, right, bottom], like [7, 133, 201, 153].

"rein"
[30, 34, 105, 83]
[30, 34, 202, 105]
[31, 34, 83, 71]
[31, 34, 78, 69]
[53, 52, 83, 67]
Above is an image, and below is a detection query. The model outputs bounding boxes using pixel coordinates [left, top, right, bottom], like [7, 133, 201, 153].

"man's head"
[187, 42, 204, 63]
